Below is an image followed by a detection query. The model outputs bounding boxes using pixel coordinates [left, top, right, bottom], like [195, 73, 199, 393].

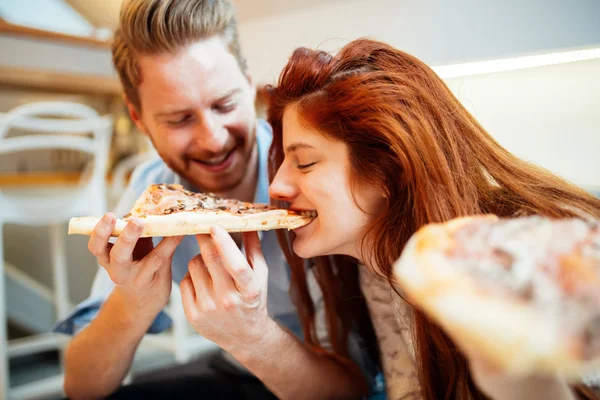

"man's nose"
[194, 113, 228, 152]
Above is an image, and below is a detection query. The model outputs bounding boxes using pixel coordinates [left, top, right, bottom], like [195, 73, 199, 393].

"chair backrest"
[109, 149, 158, 209]
[0, 101, 114, 186]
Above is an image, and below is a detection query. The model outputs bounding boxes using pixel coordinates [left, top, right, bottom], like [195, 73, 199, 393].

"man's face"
[129, 36, 257, 193]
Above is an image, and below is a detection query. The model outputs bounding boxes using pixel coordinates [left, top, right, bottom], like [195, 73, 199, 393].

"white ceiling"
[65, 0, 347, 30]
[232, 0, 348, 22]
[66, 0, 122, 30]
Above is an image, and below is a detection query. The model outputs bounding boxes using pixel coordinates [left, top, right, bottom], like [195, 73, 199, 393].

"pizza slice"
[68, 183, 314, 237]
[393, 215, 600, 379]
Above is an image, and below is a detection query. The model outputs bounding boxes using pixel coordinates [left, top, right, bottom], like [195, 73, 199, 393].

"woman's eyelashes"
[297, 161, 317, 170]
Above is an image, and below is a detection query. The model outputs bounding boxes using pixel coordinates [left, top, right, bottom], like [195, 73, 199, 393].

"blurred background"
[0, 0, 599, 398]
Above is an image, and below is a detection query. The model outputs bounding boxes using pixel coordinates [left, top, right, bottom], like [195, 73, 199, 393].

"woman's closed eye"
[297, 162, 317, 170]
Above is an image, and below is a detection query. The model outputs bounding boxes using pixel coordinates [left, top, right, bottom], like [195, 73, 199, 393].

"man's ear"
[123, 95, 148, 135]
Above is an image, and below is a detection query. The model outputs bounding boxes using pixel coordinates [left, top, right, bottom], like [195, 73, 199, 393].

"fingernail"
[210, 225, 223, 236]
[131, 218, 143, 230]
[105, 213, 115, 223]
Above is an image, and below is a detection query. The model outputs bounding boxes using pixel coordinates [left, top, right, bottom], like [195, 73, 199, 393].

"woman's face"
[269, 104, 385, 260]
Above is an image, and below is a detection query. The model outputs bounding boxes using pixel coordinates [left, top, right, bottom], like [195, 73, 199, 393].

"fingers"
[241, 230, 268, 291]
[210, 226, 263, 302]
[179, 272, 196, 318]
[88, 213, 116, 266]
[242, 231, 266, 271]
[196, 233, 236, 295]
[141, 235, 184, 276]
[109, 218, 145, 267]
[187, 255, 215, 309]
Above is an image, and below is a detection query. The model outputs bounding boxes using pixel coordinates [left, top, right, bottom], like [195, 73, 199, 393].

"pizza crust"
[68, 209, 312, 237]
[392, 215, 600, 380]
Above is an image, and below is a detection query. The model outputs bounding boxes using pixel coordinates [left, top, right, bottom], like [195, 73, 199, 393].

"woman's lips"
[293, 211, 318, 232]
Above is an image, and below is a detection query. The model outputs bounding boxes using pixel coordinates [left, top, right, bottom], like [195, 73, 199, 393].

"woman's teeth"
[298, 210, 318, 218]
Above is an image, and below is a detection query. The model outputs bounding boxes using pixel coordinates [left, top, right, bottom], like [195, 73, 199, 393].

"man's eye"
[167, 115, 192, 126]
[213, 101, 236, 113]
[297, 162, 316, 170]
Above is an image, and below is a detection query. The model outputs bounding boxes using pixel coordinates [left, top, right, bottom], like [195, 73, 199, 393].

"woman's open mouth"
[293, 210, 318, 232]
[297, 210, 318, 218]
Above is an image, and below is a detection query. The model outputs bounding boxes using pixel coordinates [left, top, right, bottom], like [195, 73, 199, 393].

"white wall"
[238, 0, 600, 83]
[0, 36, 115, 77]
[239, 0, 600, 189]
[0, 0, 95, 36]
[444, 58, 600, 188]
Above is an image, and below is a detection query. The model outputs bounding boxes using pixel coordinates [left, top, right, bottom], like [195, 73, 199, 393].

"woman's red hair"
[264, 38, 600, 399]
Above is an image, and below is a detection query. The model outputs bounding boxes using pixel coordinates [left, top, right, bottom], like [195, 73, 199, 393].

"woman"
[265, 38, 600, 399]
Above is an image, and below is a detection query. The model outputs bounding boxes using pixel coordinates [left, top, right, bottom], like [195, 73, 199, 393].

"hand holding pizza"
[180, 225, 272, 356]
[88, 212, 183, 320]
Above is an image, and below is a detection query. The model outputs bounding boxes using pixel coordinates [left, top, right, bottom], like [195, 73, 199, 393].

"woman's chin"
[292, 239, 319, 259]
[292, 243, 311, 259]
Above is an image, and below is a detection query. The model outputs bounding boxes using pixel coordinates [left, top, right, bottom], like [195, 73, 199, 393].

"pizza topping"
[450, 217, 598, 296]
[492, 248, 514, 270]
[131, 184, 308, 219]
[142, 184, 281, 216]
[448, 216, 600, 342]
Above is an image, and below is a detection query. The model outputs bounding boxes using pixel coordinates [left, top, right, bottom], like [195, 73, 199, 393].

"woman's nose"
[269, 169, 298, 202]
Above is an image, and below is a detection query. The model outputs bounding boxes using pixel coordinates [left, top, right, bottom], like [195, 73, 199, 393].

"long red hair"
[264, 38, 600, 399]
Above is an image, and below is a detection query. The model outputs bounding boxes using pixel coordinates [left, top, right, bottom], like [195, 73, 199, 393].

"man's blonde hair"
[112, 0, 247, 111]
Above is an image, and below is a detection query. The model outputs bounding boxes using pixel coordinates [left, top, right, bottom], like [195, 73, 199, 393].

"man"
[54, 1, 379, 399]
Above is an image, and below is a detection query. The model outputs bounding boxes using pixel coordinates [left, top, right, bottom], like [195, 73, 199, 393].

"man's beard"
[145, 125, 256, 194]
[186, 151, 246, 193]
[170, 139, 256, 194]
